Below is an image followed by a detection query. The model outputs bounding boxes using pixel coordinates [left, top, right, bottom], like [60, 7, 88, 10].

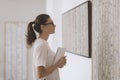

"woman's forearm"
[37, 56, 66, 78]
[37, 62, 59, 78]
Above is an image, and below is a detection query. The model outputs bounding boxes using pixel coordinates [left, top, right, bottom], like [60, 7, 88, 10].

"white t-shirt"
[32, 38, 60, 80]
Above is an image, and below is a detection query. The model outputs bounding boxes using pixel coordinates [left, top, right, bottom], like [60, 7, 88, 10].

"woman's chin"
[50, 31, 55, 34]
[52, 31, 55, 33]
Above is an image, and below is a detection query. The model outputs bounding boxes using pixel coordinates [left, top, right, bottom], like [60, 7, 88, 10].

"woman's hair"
[26, 14, 50, 46]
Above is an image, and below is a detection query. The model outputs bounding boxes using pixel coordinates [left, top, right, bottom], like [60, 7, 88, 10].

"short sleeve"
[33, 43, 48, 67]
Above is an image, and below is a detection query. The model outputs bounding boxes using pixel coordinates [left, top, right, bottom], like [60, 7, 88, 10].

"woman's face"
[41, 17, 56, 34]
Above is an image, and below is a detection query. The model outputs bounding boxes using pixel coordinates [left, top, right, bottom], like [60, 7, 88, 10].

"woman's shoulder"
[34, 38, 48, 48]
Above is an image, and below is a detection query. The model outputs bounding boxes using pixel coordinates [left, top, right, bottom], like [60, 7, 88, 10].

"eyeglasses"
[43, 22, 56, 26]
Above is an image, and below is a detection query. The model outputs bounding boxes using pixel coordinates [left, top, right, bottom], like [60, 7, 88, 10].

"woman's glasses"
[43, 22, 56, 26]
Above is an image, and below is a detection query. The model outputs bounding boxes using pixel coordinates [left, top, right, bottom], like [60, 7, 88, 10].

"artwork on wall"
[4, 22, 28, 80]
[62, 1, 92, 58]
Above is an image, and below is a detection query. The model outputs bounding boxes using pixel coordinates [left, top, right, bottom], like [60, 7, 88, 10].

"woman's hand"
[57, 56, 66, 68]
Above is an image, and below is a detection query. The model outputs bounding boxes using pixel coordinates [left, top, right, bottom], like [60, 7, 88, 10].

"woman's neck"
[39, 33, 49, 41]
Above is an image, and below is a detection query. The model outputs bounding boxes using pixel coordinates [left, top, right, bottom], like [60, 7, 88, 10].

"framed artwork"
[62, 1, 92, 58]
[4, 22, 28, 80]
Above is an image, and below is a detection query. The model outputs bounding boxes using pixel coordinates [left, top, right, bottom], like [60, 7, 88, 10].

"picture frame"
[62, 1, 92, 58]
[4, 22, 28, 80]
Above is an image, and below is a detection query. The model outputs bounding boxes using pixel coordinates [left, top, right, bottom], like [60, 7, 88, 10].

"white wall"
[0, 0, 46, 80]
[46, 0, 91, 80]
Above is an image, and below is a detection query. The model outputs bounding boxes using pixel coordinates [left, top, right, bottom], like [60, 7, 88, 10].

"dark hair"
[26, 14, 50, 46]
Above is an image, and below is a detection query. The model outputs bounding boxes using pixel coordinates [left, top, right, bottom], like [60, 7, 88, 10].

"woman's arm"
[37, 56, 66, 78]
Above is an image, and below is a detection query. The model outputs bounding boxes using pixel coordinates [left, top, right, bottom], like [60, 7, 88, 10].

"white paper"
[53, 47, 66, 64]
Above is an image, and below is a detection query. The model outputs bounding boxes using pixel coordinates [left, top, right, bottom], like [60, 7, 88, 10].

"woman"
[26, 14, 66, 80]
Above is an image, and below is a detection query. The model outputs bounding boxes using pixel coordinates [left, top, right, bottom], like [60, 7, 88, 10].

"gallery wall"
[92, 0, 120, 80]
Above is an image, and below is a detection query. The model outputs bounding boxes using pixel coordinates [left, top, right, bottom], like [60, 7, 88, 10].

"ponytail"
[26, 21, 36, 46]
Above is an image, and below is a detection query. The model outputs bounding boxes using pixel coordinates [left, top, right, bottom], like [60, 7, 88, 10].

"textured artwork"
[62, 1, 92, 58]
[5, 22, 28, 80]
[92, 0, 120, 80]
